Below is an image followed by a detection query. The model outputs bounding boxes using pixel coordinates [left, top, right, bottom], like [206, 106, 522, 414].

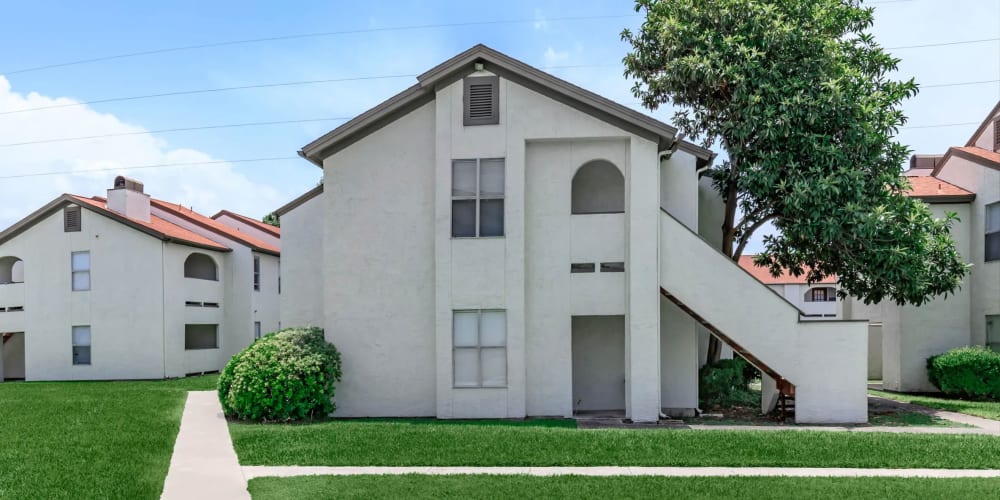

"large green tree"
[623, 0, 968, 361]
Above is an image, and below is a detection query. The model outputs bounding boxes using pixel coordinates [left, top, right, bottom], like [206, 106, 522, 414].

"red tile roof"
[738, 255, 837, 285]
[73, 196, 230, 251]
[903, 176, 974, 201]
[150, 199, 280, 255]
[211, 209, 281, 238]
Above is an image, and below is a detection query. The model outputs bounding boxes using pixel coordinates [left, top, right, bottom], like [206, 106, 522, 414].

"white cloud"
[0, 76, 286, 229]
[533, 9, 548, 31]
[543, 47, 570, 66]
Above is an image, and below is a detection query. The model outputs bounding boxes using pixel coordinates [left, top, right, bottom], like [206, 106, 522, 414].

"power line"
[901, 121, 980, 130]
[0, 63, 619, 116]
[887, 37, 1000, 50]
[1, 14, 639, 75]
[2, 67, 995, 118]
[0, 74, 416, 116]
[0, 117, 351, 148]
[0, 157, 299, 180]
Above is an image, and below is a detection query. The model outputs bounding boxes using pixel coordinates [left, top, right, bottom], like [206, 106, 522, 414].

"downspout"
[161, 241, 167, 379]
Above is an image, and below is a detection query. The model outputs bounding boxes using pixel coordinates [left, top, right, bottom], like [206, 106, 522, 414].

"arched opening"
[571, 160, 625, 214]
[804, 286, 836, 302]
[184, 253, 218, 281]
[0, 257, 23, 284]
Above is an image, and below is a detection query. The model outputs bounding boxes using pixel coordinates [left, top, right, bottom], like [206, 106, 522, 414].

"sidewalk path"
[161, 391, 249, 500]
[242, 465, 1000, 479]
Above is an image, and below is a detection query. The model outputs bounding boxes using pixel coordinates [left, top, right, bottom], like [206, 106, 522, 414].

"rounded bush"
[926, 346, 1000, 400]
[218, 327, 342, 421]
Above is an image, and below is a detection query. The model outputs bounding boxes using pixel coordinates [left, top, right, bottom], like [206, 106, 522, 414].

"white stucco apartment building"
[276, 45, 869, 424]
[0, 176, 280, 381]
[844, 101, 1000, 393]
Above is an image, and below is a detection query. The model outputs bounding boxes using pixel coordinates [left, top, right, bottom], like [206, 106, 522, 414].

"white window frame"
[71, 251, 90, 291]
[72, 325, 91, 366]
[452, 309, 507, 388]
[451, 158, 505, 238]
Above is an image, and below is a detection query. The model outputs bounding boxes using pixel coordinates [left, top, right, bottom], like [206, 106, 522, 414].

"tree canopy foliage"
[623, 0, 968, 307]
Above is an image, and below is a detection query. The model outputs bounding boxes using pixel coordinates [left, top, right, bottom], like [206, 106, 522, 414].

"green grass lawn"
[229, 418, 1000, 469]
[870, 390, 1000, 421]
[247, 475, 1000, 500]
[0, 375, 217, 500]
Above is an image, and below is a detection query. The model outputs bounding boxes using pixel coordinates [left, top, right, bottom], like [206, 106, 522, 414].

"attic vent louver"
[464, 75, 499, 126]
[64, 206, 81, 232]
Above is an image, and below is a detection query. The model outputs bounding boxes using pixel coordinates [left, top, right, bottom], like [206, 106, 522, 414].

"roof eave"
[299, 44, 682, 164]
[274, 184, 325, 217]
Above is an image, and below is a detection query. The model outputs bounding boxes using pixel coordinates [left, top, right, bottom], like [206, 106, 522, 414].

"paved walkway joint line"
[242, 465, 1000, 479]
[162, 391, 249, 500]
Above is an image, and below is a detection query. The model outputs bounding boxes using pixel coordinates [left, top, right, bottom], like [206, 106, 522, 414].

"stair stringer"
[659, 210, 868, 424]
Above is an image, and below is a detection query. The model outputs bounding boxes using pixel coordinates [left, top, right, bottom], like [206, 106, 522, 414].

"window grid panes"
[453, 310, 507, 388]
[452, 159, 504, 238]
[987, 203, 1000, 262]
[253, 256, 261, 291]
[71, 251, 90, 291]
[72, 325, 91, 365]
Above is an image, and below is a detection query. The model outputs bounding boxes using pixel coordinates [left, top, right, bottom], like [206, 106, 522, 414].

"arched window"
[184, 253, 218, 281]
[571, 160, 625, 214]
[804, 286, 836, 302]
[0, 256, 23, 284]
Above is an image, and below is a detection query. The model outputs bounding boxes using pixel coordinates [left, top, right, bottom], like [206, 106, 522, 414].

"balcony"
[0, 283, 25, 332]
[570, 213, 626, 315]
[184, 277, 223, 304]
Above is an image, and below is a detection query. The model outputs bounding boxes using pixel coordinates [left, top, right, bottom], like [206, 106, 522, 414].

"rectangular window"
[571, 263, 596, 273]
[988, 316, 1000, 352]
[812, 288, 828, 302]
[253, 255, 261, 291]
[254, 321, 262, 340]
[72, 325, 91, 365]
[185, 324, 218, 350]
[64, 206, 81, 232]
[452, 158, 504, 238]
[453, 310, 507, 388]
[987, 203, 1000, 262]
[71, 251, 90, 291]
[463, 75, 499, 126]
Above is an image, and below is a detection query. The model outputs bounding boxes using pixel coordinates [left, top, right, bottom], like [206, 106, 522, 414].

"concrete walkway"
[161, 391, 249, 500]
[243, 465, 1000, 479]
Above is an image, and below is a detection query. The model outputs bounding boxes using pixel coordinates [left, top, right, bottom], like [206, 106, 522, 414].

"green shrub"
[699, 357, 759, 408]
[926, 346, 1000, 400]
[218, 327, 342, 422]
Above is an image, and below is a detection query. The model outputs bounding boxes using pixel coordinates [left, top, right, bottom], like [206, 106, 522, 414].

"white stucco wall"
[279, 192, 325, 328]
[323, 101, 438, 417]
[937, 158, 1000, 349]
[0, 208, 168, 380]
[882, 203, 972, 392]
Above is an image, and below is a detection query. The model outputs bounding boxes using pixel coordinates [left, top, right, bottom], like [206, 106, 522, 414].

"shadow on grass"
[229, 417, 578, 429]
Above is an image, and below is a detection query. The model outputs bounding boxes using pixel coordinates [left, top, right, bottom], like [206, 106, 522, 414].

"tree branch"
[732, 213, 777, 259]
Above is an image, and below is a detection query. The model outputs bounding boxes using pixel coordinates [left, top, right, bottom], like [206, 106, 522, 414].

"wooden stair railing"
[660, 288, 796, 419]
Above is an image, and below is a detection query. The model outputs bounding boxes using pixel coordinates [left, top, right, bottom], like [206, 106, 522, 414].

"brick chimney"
[106, 176, 151, 222]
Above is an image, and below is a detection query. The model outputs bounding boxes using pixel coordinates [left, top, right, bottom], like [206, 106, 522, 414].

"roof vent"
[909, 154, 943, 171]
[114, 175, 144, 193]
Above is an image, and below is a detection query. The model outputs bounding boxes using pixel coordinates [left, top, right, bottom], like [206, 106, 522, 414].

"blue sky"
[0, 0, 998, 252]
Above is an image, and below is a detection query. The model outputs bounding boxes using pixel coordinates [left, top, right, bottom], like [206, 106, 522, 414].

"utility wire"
[0, 74, 416, 116]
[0, 157, 299, 180]
[1, 14, 639, 75]
[0, 117, 351, 147]
[2, 68, 995, 117]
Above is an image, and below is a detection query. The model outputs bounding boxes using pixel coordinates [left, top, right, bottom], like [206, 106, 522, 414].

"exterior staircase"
[659, 209, 868, 424]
